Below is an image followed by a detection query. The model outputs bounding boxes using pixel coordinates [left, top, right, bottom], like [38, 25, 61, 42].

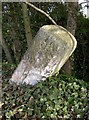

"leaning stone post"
[10, 25, 77, 85]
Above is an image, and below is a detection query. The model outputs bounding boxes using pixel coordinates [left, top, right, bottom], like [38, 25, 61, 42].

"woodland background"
[2, 2, 89, 119]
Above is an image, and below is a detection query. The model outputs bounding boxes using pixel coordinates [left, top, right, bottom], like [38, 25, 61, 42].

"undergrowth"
[2, 74, 89, 119]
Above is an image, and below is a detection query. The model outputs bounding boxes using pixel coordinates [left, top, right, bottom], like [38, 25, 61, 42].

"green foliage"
[2, 60, 16, 79]
[74, 14, 89, 81]
[2, 3, 27, 64]
[29, 4, 89, 82]
[2, 75, 89, 119]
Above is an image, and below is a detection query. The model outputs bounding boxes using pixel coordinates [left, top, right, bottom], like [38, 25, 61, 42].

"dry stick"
[25, 1, 57, 25]
[79, 1, 89, 5]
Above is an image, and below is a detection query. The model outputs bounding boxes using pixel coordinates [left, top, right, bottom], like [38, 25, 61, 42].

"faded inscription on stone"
[10, 25, 77, 85]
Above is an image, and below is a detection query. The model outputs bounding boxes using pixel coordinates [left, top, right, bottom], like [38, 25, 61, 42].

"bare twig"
[79, 1, 89, 5]
[25, 1, 57, 25]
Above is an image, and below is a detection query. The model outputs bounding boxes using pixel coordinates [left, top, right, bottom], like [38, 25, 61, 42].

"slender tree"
[0, 2, 2, 119]
[1, 36, 13, 64]
[9, 4, 22, 64]
[62, 2, 78, 74]
[22, 3, 32, 48]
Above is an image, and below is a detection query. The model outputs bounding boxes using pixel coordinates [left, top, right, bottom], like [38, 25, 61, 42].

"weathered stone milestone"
[10, 25, 77, 85]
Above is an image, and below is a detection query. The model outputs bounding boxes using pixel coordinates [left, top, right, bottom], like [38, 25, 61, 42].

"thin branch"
[25, 1, 57, 25]
[79, 1, 89, 5]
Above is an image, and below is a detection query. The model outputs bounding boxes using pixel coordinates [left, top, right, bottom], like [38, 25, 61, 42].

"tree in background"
[22, 3, 32, 48]
[1, 36, 13, 64]
[2, 3, 27, 65]
[62, 2, 78, 75]
[74, 14, 89, 82]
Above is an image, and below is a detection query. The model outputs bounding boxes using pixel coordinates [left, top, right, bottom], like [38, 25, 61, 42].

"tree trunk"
[10, 4, 22, 64]
[62, 2, 78, 75]
[0, 2, 2, 119]
[1, 36, 13, 64]
[22, 3, 32, 48]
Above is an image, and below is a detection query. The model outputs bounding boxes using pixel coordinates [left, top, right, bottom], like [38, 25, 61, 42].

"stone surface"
[10, 25, 77, 85]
